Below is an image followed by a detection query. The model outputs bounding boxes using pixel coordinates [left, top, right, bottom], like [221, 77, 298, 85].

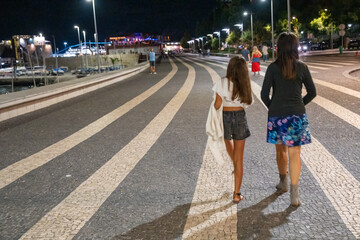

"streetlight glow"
[243, 11, 248, 16]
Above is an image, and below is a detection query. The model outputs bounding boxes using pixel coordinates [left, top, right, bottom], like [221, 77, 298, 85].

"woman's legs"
[288, 146, 301, 185]
[275, 144, 289, 192]
[288, 146, 301, 206]
[275, 144, 288, 175]
[233, 139, 246, 197]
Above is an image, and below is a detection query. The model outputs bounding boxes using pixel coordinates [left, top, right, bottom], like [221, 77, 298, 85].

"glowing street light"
[74, 25, 84, 67]
[83, 30, 88, 68]
[261, 0, 275, 60]
[213, 31, 221, 50]
[243, 11, 254, 47]
[86, 0, 100, 71]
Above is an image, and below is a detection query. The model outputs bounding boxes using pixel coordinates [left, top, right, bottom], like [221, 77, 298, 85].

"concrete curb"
[342, 67, 360, 82]
[0, 62, 148, 122]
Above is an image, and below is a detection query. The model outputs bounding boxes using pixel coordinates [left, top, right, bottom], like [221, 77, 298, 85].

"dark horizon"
[0, 0, 217, 49]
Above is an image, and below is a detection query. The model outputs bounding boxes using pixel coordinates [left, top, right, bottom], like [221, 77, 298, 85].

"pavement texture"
[0, 54, 359, 239]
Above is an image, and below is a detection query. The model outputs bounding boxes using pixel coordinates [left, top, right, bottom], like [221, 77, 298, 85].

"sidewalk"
[0, 62, 148, 122]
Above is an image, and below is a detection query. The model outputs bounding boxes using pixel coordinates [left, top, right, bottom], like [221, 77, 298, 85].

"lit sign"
[33, 36, 45, 46]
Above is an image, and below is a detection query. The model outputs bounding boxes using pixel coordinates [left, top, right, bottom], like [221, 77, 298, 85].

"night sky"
[0, 0, 217, 48]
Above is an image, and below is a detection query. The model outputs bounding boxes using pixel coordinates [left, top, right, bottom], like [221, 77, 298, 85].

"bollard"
[356, 51, 358, 57]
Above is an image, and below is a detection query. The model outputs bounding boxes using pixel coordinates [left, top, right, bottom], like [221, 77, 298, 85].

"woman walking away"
[251, 46, 262, 76]
[213, 56, 253, 204]
[260, 32, 316, 207]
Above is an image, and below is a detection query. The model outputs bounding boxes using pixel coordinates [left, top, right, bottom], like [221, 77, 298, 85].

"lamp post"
[222, 28, 230, 52]
[64, 42, 67, 50]
[213, 31, 221, 51]
[86, 0, 100, 71]
[243, 11, 254, 48]
[287, 0, 291, 32]
[74, 25, 84, 67]
[234, 23, 244, 47]
[261, 0, 275, 61]
[83, 30, 89, 69]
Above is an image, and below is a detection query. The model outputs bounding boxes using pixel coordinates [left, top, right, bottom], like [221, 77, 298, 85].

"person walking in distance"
[149, 49, 156, 74]
[262, 44, 269, 62]
[241, 45, 251, 64]
[261, 32, 316, 207]
[251, 46, 262, 76]
[213, 56, 253, 204]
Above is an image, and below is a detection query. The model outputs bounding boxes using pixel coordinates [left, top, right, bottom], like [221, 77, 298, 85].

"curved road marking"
[181, 58, 237, 239]
[0, 58, 178, 189]
[20, 58, 196, 239]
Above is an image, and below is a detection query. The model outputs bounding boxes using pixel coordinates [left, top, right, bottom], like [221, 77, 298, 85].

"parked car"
[298, 41, 309, 52]
[32, 66, 49, 75]
[348, 39, 360, 49]
[51, 68, 65, 75]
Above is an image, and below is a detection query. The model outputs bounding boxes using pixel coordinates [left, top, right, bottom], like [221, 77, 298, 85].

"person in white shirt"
[262, 44, 269, 62]
[213, 56, 253, 203]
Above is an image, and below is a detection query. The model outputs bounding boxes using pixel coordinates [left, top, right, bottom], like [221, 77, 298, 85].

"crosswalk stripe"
[303, 62, 342, 68]
[181, 59, 237, 239]
[20, 58, 196, 239]
[305, 61, 355, 66]
[0, 59, 178, 190]
[250, 82, 360, 239]
[313, 78, 360, 99]
[306, 64, 329, 70]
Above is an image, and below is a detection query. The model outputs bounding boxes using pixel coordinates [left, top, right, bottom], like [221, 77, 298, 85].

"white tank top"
[212, 78, 253, 108]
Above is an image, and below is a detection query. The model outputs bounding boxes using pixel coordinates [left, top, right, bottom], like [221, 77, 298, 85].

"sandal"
[233, 192, 244, 204]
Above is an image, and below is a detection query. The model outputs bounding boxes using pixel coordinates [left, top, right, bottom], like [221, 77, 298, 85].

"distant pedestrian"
[149, 49, 156, 74]
[241, 46, 250, 64]
[251, 46, 262, 76]
[262, 44, 269, 62]
[207, 48, 210, 57]
[212, 56, 253, 204]
[260, 32, 316, 207]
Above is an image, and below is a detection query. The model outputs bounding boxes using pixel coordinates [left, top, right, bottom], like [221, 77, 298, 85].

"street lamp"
[213, 31, 221, 51]
[243, 11, 254, 47]
[234, 23, 244, 47]
[74, 25, 84, 67]
[86, 0, 100, 71]
[83, 30, 88, 69]
[287, 0, 291, 32]
[222, 28, 230, 52]
[64, 42, 67, 49]
[261, 0, 275, 61]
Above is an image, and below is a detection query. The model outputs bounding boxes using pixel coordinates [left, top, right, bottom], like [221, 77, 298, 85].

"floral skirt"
[267, 114, 312, 146]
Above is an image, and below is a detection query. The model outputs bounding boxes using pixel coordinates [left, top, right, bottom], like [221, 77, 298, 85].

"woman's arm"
[303, 65, 317, 105]
[214, 93, 222, 110]
[260, 66, 273, 108]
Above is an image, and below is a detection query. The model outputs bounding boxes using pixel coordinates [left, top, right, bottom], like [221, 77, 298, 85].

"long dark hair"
[276, 32, 299, 80]
[226, 56, 252, 104]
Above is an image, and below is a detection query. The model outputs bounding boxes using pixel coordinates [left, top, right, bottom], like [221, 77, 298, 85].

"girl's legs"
[233, 139, 246, 201]
[288, 146, 301, 206]
[224, 139, 234, 163]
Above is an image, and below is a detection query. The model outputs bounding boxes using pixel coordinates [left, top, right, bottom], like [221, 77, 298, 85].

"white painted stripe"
[303, 61, 342, 68]
[187, 59, 220, 84]
[251, 80, 360, 239]
[182, 59, 237, 239]
[312, 96, 360, 130]
[313, 78, 360, 99]
[0, 59, 178, 190]
[305, 61, 354, 66]
[306, 64, 329, 70]
[182, 140, 236, 239]
[20, 58, 196, 239]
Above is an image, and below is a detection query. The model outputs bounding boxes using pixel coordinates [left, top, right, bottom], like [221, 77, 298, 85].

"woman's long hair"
[226, 56, 252, 104]
[276, 32, 299, 80]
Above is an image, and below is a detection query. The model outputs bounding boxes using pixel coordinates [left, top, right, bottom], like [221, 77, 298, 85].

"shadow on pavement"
[237, 192, 297, 239]
[111, 192, 296, 239]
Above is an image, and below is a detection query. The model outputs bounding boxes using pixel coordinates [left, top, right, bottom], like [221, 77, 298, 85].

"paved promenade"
[0, 53, 359, 239]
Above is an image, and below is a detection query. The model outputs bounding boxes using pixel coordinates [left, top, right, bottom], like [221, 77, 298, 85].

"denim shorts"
[223, 110, 251, 140]
[150, 61, 155, 67]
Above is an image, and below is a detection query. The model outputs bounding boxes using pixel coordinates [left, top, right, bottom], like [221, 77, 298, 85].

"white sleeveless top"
[212, 78, 253, 108]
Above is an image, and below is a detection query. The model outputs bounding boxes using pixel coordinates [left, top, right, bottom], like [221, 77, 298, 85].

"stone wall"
[46, 54, 140, 70]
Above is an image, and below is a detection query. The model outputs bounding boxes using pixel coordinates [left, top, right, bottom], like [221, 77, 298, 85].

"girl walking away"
[213, 56, 253, 204]
[260, 32, 316, 207]
[251, 46, 262, 76]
